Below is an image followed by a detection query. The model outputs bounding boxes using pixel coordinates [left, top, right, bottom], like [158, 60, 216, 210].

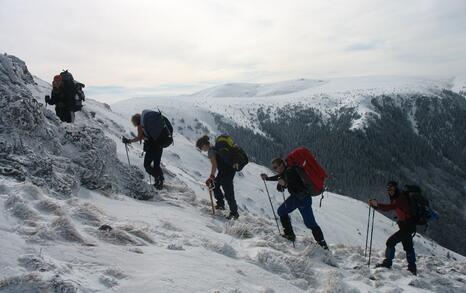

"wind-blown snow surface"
[1, 56, 466, 292]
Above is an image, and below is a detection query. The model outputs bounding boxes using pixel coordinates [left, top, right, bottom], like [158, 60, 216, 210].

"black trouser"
[144, 145, 164, 181]
[384, 220, 416, 267]
[55, 107, 74, 123]
[213, 167, 237, 214]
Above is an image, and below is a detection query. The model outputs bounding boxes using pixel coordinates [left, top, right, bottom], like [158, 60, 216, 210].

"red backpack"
[286, 147, 328, 193]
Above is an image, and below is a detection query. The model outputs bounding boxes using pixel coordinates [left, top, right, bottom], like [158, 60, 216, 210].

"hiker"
[45, 70, 85, 123]
[261, 157, 329, 250]
[196, 135, 240, 220]
[122, 110, 173, 190]
[368, 181, 417, 275]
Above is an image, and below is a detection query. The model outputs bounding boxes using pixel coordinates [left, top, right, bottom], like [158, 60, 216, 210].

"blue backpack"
[141, 110, 173, 148]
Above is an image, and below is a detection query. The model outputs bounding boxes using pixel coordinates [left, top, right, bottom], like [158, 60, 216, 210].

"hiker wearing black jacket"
[369, 181, 417, 275]
[196, 135, 239, 220]
[45, 72, 84, 123]
[122, 113, 164, 190]
[261, 158, 328, 249]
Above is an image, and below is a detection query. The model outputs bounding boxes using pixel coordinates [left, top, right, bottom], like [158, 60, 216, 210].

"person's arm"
[131, 125, 144, 143]
[263, 174, 280, 181]
[371, 200, 396, 212]
[209, 156, 218, 178]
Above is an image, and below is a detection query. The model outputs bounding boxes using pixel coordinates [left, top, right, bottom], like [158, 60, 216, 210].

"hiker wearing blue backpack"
[369, 181, 418, 275]
[122, 110, 173, 190]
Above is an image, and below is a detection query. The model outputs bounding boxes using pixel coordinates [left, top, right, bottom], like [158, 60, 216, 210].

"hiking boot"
[375, 261, 392, 269]
[318, 240, 329, 250]
[281, 233, 296, 242]
[225, 212, 239, 220]
[215, 204, 225, 210]
[408, 264, 417, 276]
[153, 179, 164, 190]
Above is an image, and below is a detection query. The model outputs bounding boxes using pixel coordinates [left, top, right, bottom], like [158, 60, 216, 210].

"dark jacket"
[266, 166, 312, 196]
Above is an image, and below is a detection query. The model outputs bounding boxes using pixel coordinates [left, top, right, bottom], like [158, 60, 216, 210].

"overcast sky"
[1, 0, 466, 100]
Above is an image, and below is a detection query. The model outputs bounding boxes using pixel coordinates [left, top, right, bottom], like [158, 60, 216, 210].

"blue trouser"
[277, 194, 325, 243]
[384, 221, 416, 267]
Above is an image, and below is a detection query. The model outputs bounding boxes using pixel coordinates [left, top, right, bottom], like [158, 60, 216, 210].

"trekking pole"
[262, 179, 281, 234]
[368, 207, 376, 267]
[207, 182, 215, 215]
[124, 143, 131, 167]
[364, 205, 371, 257]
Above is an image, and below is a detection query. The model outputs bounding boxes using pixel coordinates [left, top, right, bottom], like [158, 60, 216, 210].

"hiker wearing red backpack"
[44, 70, 85, 123]
[368, 181, 417, 275]
[261, 148, 329, 249]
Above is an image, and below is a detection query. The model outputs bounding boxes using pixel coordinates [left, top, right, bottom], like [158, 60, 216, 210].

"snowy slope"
[1, 55, 466, 292]
[114, 75, 460, 132]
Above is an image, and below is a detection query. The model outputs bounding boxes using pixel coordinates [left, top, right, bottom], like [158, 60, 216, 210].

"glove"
[368, 199, 378, 208]
[277, 183, 285, 192]
[205, 175, 215, 187]
[260, 173, 268, 180]
[122, 137, 131, 144]
[44, 95, 51, 104]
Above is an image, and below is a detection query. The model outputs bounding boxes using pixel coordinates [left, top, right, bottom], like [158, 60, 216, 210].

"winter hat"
[386, 181, 398, 188]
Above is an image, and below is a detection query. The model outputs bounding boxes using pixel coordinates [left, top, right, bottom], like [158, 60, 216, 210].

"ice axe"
[207, 181, 215, 215]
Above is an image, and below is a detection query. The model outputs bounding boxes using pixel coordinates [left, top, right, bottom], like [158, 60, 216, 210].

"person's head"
[196, 135, 211, 151]
[271, 157, 286, 173]
[131, 113, 141, 127]
[386, 181, 399, 198]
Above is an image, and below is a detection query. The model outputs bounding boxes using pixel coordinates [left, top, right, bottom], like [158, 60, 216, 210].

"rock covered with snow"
[0, 54, 152, 200]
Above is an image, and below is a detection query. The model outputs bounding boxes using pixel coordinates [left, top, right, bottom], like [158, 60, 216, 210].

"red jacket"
[377, 193, 411, 222]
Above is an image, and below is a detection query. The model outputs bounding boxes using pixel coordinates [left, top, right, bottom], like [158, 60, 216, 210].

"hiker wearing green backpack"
[196, 135, 248, 220]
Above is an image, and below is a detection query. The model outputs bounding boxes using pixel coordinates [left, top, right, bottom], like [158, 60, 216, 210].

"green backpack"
[214, 135, 249, 171]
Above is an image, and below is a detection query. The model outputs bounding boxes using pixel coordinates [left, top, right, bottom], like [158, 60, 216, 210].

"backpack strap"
[319, 186, 326, 208]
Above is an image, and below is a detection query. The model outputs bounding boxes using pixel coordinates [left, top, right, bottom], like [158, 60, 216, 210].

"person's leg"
[153, 146, 164, 181]
[297, 197, 328, 249]
[213, 173, 225, 208]
[143, 148, 156, 178]
[379, 230, 403, 267]
[221, 170, 238, 216]
[62, 110, 73, 123]
[277, 196, 299, 239]
[401, 225, 416, 274]
[55, 107, 65, 122]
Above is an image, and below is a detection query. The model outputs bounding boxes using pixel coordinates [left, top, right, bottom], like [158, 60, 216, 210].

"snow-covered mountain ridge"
[1, 54, 466, 292]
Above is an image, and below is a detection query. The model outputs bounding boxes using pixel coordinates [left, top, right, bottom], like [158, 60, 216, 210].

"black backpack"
[158, 116, 174, 148]
[403, 185, 435, 226]
[60, 70, 85, 112]
[214, 135, 249, 171]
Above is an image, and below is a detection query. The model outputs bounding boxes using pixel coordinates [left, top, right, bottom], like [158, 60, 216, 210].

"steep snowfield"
[1, 55, 466, 292]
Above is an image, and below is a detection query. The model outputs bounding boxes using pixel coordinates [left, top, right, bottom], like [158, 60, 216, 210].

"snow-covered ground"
[112, 75, 464, 133]
[1, 55, 466, 292]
